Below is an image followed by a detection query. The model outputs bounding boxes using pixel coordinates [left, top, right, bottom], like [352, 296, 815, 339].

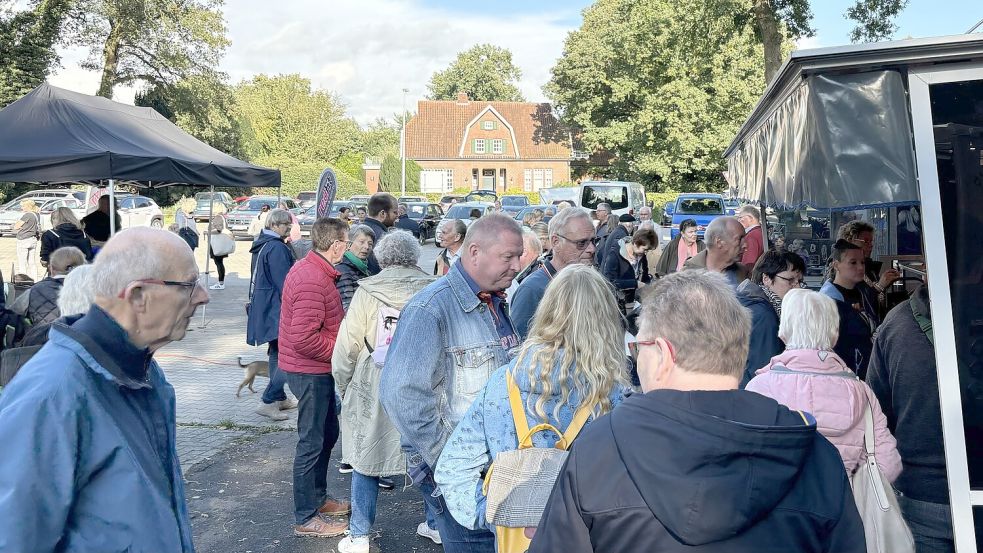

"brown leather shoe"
[317, 497, 351, 516]
[293, 516, 347, 537]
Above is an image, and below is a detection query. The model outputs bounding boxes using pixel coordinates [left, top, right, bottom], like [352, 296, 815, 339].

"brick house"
[404, 92, 574, 194]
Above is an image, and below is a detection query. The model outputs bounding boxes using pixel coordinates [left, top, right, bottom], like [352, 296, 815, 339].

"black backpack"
[178, 227, 199, 250]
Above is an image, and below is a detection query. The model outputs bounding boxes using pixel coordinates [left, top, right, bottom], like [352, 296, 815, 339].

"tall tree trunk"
[96, 20, 122, 98]
[752, 0, 783, 85]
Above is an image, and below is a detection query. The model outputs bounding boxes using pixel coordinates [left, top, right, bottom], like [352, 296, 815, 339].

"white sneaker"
[278, 397, 298, 410]
[416, 522, 441, 544]
[209, 282, 225, 290]
[337, 535, 370, 553]
[255, 401, 288, 421]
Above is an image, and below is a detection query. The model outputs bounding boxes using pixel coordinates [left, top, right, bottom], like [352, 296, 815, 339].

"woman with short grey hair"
[336, 224, 376, 311]
[332, 229, 435, 551]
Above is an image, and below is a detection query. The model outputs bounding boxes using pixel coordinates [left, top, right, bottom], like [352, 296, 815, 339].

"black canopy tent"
[0, 83, 282, 326]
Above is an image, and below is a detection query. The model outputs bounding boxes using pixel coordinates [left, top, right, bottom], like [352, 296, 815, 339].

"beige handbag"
[851, 396, 915, 553]
[483, 370, 592, 531]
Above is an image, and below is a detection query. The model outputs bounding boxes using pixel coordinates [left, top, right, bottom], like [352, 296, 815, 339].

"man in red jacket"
[278, 217, 352, 538]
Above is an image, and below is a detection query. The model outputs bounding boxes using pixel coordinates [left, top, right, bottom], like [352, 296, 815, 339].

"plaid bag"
[483, 370, 592, 538]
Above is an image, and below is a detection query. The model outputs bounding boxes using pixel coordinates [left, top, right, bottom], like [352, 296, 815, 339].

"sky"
[41, 0, 983, 125]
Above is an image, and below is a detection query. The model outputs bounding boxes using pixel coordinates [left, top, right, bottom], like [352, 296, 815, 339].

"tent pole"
[108, 180, 116, 236]
[200, 185, 214, 328]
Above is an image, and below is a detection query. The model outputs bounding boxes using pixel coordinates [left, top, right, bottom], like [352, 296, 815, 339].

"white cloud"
[40, 0, 580, 125]
[795, 35, 823, 51]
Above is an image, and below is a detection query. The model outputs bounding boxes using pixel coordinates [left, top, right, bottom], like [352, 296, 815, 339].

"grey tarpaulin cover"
[0, 83, 280, 188]
[725, 70, 918, 211]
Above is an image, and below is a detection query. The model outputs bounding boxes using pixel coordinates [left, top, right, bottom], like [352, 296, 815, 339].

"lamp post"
[401, 88, 408, 197]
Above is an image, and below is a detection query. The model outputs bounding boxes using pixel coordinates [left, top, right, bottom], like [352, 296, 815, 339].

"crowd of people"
[0, 190, 957, 553]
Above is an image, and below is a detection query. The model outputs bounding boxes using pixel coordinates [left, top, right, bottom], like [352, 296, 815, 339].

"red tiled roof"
[405, 99, 572, 160]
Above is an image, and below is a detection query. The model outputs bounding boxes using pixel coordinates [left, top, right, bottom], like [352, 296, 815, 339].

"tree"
[748, 0, 909, 83]
[546, 0, 766, 192]
[0, 0, 72, 107]
[378, 154, 421, 194]
[63, 0, 229, 98]
[427, 44, 525, 102]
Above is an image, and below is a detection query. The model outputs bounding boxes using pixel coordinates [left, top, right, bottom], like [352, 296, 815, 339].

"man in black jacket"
[363, 193, 397, 273]
[530, 270, 865, 553]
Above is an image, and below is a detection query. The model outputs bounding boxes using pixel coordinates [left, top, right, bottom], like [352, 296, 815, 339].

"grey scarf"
[763, 286, 783, 318]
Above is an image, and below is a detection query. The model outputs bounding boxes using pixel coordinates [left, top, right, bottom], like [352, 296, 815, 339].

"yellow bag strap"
[506, 369, 594, 452]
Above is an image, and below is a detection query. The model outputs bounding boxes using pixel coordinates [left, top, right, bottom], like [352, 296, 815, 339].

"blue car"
[665, 193, 726, 240]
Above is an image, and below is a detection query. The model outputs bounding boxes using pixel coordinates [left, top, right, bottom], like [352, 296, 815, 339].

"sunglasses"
[556, 233, 603, 251]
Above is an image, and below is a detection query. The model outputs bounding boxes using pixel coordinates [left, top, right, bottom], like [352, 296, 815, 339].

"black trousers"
[209, 249, 227, 282]
[283, 371, 339, 524]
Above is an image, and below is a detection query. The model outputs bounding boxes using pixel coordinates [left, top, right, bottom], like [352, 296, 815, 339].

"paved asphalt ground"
[0, 235, 443, 553]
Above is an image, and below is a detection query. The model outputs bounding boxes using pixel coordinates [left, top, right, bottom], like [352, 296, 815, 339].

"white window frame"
[482, 121, 495, 130]
[445, 169, 454, 192]
[523, 169, 533, 192]
[474, 139, 486, 154]
[909, 60, 983, 553]
[492, 139, 504, 154]
[544, 168, 553, 187]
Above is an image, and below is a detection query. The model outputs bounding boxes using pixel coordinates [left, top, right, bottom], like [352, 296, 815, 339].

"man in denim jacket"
[381, 213, 524, 553]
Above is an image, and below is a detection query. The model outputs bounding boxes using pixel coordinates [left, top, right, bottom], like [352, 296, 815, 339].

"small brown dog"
[236, 356, 270, 397]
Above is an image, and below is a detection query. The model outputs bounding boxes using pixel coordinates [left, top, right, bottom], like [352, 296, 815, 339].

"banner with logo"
[315, 168, 338, 218]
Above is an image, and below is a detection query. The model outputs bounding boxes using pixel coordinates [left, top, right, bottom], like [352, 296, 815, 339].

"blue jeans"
[898, 495, 954, 553]
[349, 471, 380, 537]
[418, 468, 494, 553]
[284, 372, 339, 524]
[261, 340, 287, 404]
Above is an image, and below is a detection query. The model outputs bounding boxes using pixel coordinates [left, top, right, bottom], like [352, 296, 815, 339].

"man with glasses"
[247, 208, 297, 421]
[736, 251, 807, 388]
[530, 271, 864, 553]
[737, 205, 765, 267]
[510, 207, 599, 339]
[0, 227, 209, 553]
[277, 217, 352, 537]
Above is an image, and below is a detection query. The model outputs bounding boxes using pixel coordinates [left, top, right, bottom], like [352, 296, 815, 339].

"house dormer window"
[482, 121, 497, 130]
[473, 139, 486, 154]
[492, 139, 504, 154]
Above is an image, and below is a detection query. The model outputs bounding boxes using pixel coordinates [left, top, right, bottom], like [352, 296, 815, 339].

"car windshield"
[581, 185, 627, 210]
[236, 199, 276, 211]
[195, 192, 225, 201]
[678, 198, 724, 215]
[445, 205, 483, 219]
[406, 205, 426, 219]
[501, 196, 527, 206]
[439, 196, 460, 203]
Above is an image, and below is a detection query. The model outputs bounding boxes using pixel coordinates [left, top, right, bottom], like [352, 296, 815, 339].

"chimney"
[456, 91, 469, 105]
[362, 157, 382, 194]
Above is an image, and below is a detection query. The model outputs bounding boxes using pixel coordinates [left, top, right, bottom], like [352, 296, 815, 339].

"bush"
[646, 192, 679, 214]
[254, 160, 368, 200]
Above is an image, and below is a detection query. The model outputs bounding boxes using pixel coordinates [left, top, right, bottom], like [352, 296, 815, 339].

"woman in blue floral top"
[434, 264, 632, 534]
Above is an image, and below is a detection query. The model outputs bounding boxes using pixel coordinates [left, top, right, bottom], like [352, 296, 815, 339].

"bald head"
[90, 228, 196, 299]
[704, 216, 743, 246]
[704, 216, 747, 268]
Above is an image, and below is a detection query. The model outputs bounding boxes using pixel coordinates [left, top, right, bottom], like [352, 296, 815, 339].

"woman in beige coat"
[332, 230, 436, 553]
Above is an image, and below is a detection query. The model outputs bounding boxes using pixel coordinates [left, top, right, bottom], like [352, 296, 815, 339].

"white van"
[579, 181, 646, 217]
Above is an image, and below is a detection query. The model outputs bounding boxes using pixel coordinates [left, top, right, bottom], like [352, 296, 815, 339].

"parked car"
[224, 196, 299, 239]
[296, 201, 362, 236]
[39, 196, 88, 231]
[513, 204, 556, 224]
[439, 194, 465, 212]
[465, 190, 498, 203]
[401, 202, 443, 244]
[499, 195, 530, 216]
[440, 202, 494, 230]
[724, 197, 740, 216]
[398, 196, 427, 204]
[0, 189, 85, 236]
[579, 180, 645, 217]
[297, 191, 317, 203]
[191, 191, 235, 222]
[348, 195, 371, 203]
[118, 195, 164, 229]
[665, 193, 726, 240]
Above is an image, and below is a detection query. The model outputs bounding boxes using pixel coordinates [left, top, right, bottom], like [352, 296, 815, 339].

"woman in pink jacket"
[747, 288, 902, 481]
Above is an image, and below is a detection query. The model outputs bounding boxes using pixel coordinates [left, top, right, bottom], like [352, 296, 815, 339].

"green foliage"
[361, 117, 400, 159]
[64, 0, 229, 98]
[645, 192, 680, 213]
[845, 0, 909, 42]
[270, 159, 366, 199]
[427, 44, 525, 102]
[552, 181, 577, 188]
[0, 0, 72, 107]
[334, 152, 365, 183]
[378, 155, 421, 194]
[547, 0, 764, 193]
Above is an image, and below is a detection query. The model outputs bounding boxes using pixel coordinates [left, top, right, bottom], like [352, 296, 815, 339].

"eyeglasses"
[118, 278, 201, 299]
[773, 274, 805, 288]
[636, 338, 676, 364]
[556, 233, 602, 251]
[336, 239, 353, 248]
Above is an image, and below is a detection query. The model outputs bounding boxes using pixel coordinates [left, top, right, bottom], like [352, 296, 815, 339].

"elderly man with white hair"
[505, 229, 542, 299]
[0, 227, 209, 553]
[510, 207, 598, 339]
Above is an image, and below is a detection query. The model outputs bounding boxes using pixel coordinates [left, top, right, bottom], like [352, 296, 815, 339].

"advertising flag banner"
[315, 168, 338, 218]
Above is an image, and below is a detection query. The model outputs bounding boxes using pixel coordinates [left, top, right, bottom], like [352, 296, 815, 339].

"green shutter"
[473, 139, 479, 153]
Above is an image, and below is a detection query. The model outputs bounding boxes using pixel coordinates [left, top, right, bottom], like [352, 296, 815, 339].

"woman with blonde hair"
[435, 264, 631, 549]
[41, 206, 92, 265]
[746, 288, 901, 481]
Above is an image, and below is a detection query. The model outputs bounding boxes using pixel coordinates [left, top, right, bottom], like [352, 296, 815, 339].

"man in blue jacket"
[0, 227, 210, 553]
[247, 208, 297, 420]
[530, 270, 865, 553]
